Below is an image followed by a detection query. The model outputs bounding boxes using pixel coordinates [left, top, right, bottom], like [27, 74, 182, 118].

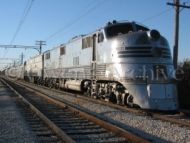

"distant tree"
[177, 58, 190, 108]
[183, 58, 190, 71]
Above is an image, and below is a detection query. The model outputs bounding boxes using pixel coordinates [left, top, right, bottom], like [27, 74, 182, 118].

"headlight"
[148, 30, 160, 40]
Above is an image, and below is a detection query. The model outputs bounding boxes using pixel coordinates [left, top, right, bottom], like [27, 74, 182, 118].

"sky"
[0, 0, 189, 70]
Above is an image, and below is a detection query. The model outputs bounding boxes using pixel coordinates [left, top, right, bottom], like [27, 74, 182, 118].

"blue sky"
[0, 0, 189, 69]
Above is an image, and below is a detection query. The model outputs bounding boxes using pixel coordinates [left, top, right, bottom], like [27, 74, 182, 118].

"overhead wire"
[10, 0, 35, 45]
[3, 0, 35, 58]
[45, 0, 107, 42]
[1, 0, 35, 69]
[141, 7, 173, 23]
[142, 0, 190, 23]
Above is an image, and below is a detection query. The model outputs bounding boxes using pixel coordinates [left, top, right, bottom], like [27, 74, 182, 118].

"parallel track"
[179, 109, 190, 116]
[1, 78, 150, 143]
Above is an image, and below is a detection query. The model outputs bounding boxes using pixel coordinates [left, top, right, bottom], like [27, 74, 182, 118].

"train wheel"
[109, 93, 117, 103]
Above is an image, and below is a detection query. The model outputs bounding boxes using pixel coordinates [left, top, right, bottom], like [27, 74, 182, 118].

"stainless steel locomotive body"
[101, 22, 178, 110]
[5, 20, 178, 110]
[88, 21, 177, 110]
[24, 54, 43, 83]
[5, 65, 24, 79]
[41, 21, 177, 110]
[43, 35, 92, 88]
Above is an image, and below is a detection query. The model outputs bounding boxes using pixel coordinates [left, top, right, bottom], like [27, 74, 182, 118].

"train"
[4, 20, 178, 110]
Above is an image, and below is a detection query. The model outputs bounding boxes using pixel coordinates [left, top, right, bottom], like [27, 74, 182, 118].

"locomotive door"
[90, 34, 97, 95]
[92, 34, 96, 62]
[92, 34, 97, 80]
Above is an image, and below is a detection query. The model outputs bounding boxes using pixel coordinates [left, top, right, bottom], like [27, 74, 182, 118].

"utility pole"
[35, 41, 46, 54]
[167, 0, 190, 69]
[13, 60, 16, 67]
[20, 52, 24, 65]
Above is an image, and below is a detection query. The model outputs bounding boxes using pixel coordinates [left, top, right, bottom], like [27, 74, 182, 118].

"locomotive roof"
[38, 20, 150, 55]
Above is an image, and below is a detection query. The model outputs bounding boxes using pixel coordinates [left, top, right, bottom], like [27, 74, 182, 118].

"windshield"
[105, 23, 149, 38]
[136, 24, 149, 31]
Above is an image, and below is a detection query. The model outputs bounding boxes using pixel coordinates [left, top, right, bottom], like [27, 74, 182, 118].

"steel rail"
[151, 113, 190, 128]
[2, 78, 150, 143]
[19, 79, 190, 129]
[179, 109, 190, 115]
[1, 79, 75, 143]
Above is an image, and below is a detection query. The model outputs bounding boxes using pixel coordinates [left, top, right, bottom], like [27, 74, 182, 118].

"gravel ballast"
[0, 82, 37, 143]
[44, 88, 190, 143]
[9, 80, 190, 143]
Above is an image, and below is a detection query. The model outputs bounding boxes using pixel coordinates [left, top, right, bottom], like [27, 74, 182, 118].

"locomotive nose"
[151, 47, 162, 57]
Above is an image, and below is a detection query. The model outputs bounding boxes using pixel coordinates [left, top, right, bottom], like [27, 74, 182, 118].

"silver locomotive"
[6, 20, 178, 110]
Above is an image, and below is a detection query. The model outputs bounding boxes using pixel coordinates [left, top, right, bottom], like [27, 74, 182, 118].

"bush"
[178, 59, 190, 109]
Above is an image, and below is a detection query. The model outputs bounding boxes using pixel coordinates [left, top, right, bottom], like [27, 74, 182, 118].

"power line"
[10, 0, 35, 44]
[0, 44, 41, 53]
[141, 7, 173, 23]
[2, 0, 35, 59]
[45, 0, 106, 42]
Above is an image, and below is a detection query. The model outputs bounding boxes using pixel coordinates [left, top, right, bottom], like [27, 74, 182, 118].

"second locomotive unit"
[6, 20, 178, 110]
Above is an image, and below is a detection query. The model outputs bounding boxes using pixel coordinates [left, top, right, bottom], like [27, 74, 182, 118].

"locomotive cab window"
[98, 32, 104, 43]
[60, 46, 65, 55]
[105, 23, 133, 38]
[45, 52, 50, 60]
[82, 36, 92, 49]
[135, 24, 149, 31]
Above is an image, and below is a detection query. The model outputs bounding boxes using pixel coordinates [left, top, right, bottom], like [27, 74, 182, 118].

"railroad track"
[1, 78, 150, 143]
[15, 99, 63, 143]
[0, 80, 63, 143]
[179, 109, 190, 116]
[8, 78, 190, 130]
